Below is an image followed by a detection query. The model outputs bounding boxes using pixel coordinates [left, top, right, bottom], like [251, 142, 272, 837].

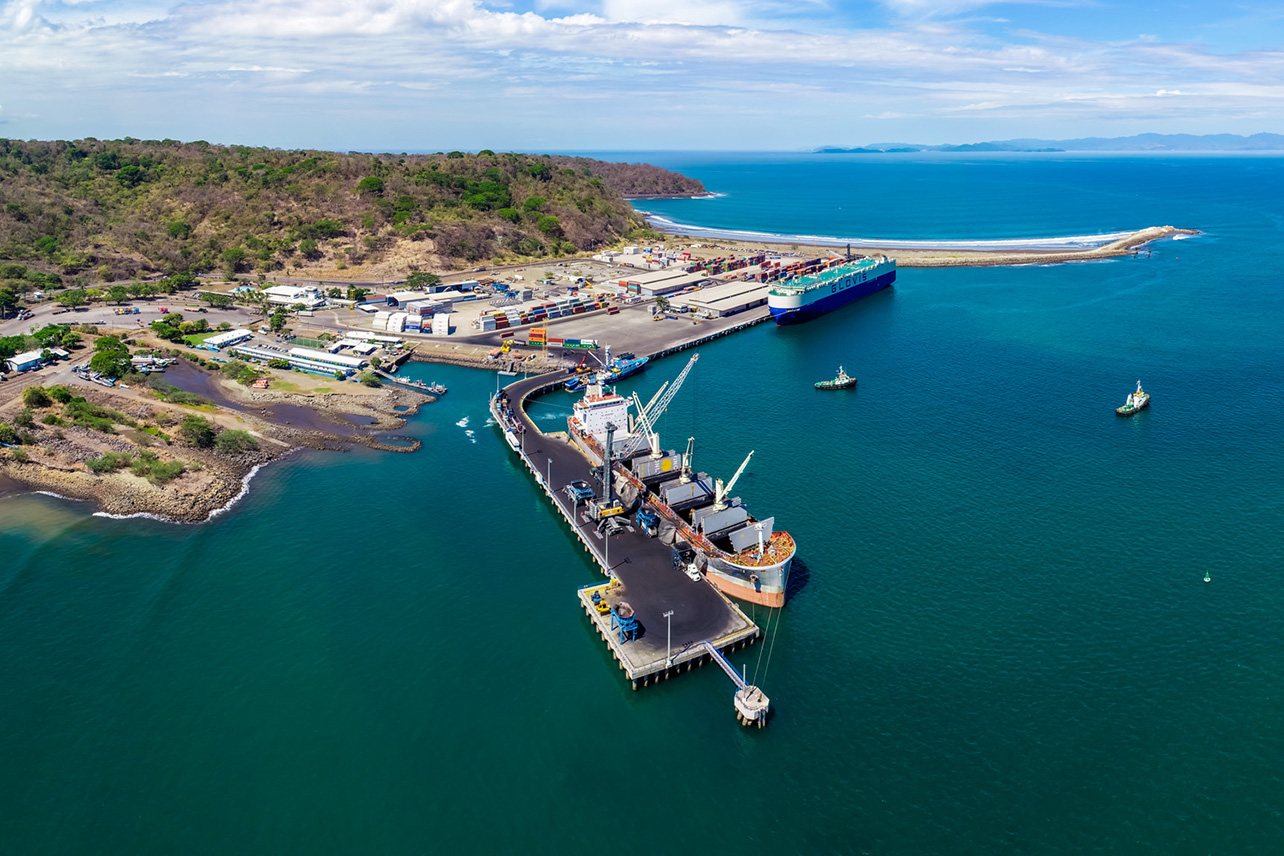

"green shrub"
[48, 385, 74, 403]
[86, 451, 134, 473]
[0, 422, 18, 445]
[179, 414, 217, 447]
[22, 386, 52, 408]
[214, 429, 258, 453]
[11, 448, 28, 462]
[42, 413, 65, 426]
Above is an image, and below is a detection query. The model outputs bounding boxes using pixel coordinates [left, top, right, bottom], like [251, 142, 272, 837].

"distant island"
[816, 133, 1284, 154]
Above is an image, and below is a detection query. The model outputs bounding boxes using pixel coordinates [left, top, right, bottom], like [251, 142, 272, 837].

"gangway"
[701, 640, 770, 728]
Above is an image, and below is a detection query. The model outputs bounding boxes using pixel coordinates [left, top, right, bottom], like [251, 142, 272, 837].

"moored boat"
[1116, 380, 1150, 416]
[768, 255, 895, 325]
[815, 366, 857, 390]
[565, 363, 795, 608]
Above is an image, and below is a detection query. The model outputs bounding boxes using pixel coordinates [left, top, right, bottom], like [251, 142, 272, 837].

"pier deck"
[491, 370, 760, 689]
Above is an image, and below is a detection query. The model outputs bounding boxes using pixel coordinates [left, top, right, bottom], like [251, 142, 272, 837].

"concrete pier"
[490, 364, 767, 705]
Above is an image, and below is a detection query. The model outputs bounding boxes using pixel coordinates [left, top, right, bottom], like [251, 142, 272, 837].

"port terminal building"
[615, 269, 713, 297]
[199, 329, 254, 351]
[668, 279, 773, 318]
[228, 344, 366, 377]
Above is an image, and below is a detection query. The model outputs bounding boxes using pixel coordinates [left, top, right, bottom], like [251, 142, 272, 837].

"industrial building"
[5, 349, 44, 373]
[287, 346, 365, 370]
[616, 269, 712, 296]
[667, 279, 773, 318]
[263, 285, 325, 308]
[199, 329, 254, 351]
[229, 344, 359, 378]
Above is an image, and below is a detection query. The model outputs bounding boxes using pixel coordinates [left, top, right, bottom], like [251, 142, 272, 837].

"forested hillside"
[0, 139, 702, 284]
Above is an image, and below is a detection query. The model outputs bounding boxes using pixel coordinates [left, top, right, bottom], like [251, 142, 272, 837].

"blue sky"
[2, 0, 1283, 150]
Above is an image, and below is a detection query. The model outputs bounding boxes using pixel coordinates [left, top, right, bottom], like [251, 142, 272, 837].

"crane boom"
[714, 449, 754, 510]
[619, 353, 700, 458]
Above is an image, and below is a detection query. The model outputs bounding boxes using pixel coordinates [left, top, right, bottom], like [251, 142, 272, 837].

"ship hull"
[704, 556, 790, 608]
[1115, 400, 1150, 416]
[770, 267, 895, 325]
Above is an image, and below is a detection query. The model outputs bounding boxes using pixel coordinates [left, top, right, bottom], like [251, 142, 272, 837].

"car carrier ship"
[565, 355, 795, 608]
[767, 254, 896, 325]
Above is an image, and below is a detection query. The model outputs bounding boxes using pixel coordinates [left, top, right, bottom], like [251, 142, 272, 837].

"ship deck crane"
[620, 353, 700, 459]
[713, 450, 754, 511]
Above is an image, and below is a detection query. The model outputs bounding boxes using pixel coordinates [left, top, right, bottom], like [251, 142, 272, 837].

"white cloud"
[0, 0, 1281, 148]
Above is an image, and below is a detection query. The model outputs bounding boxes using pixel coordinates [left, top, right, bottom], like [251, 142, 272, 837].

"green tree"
[14, 407, 35, 429]
[0, 287, 19, 319]
[221, 247, 247, 274]
[95, 335, 125, 352]
[0, 422, 18, 444]
[357, 176, 385, 195]
[89, 349, 131, 378]
[537, 215, 562, 236]
[107, 285, 129, 304]
[269, 308, 288, 332]
[179, 415, 218, 448]
[358, 371, 381, 387]
[404, 271, 442, 290]
[299, 239, 321, 260]
[203, 293, 233, 308]
[57, 289, 88, 308]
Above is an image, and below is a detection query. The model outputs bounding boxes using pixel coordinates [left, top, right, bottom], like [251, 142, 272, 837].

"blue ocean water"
[3, 153, 1284, 853]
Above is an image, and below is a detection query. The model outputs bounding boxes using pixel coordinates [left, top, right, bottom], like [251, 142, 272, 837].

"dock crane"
[620, 353, 700, 459]
[712, 450, 754, 512]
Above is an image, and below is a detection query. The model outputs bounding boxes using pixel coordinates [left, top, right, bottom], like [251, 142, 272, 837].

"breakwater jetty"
[490, 362, 772, 726]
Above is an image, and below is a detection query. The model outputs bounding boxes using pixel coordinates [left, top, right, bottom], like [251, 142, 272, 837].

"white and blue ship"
[767, 255, 895, 324]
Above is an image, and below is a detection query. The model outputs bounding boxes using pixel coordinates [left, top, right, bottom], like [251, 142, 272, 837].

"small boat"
[815, 366, 857, 390]
[1115, 380, 1150, 416]
[428, 383, 447, 395]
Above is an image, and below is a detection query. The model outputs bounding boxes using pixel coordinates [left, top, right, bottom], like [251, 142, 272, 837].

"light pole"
[547, 457, 552, 490]
[664, 610, 674, 666]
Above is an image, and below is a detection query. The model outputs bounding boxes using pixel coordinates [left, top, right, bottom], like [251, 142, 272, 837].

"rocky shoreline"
[0, 362, 433, 523]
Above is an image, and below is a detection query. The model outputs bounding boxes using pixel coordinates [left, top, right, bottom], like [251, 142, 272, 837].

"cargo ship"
[767, 255, 895, 325]
[566, 370, 794, 608]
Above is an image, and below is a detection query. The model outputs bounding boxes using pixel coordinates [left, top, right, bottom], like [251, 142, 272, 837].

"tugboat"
[1115, 380, 1150, 416]
[815, 366, 857, 390]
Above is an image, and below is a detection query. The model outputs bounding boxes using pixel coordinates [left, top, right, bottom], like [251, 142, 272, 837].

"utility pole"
[664, 610, 675, 666]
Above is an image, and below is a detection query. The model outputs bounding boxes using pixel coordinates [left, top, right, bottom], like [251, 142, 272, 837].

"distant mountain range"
[815, 133, 1284, 153]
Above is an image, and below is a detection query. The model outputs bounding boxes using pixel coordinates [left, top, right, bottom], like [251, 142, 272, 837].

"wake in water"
[639, 212, 1133, 252]
[456, 416, 476, 443]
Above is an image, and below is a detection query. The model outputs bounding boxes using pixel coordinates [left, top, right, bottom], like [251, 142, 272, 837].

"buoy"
[1204, 571, 1211, 583]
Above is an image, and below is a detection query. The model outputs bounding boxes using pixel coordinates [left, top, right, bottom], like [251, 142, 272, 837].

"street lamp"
[664, 610, 675, 667]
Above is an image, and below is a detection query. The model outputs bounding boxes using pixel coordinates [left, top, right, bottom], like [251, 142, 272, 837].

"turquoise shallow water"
[4, 154, 1284, 853]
